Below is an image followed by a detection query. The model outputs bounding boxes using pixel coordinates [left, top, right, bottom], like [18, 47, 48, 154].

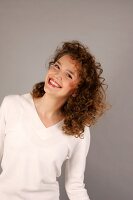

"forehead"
[57, 55, 80, 71]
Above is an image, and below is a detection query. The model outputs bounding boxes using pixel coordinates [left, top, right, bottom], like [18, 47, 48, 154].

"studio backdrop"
[0, 0, 133, 200]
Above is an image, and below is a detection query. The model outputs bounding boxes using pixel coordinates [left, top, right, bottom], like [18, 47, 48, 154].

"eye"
[50, 63, 60, 70]
[54, 63, 60, 69]
[66, 73, 72, 79]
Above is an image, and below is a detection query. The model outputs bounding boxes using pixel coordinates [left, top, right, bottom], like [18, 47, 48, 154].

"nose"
[55, 71, 62, 80]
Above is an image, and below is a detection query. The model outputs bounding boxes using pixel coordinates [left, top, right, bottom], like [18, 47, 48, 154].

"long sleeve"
[0, 96, 7, 163]
[65, 126, 91, 200]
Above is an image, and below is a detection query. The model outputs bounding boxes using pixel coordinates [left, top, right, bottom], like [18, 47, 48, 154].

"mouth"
[48, 78, 62, 88]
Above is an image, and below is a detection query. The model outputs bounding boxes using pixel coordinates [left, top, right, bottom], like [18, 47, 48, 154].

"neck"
[34, 93, 65, 120]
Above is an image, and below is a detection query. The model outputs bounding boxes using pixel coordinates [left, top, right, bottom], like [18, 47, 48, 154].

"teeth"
[49, 79, 61, 88]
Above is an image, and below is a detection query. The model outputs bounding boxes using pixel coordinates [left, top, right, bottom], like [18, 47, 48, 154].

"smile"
[48, 78, 62, 88]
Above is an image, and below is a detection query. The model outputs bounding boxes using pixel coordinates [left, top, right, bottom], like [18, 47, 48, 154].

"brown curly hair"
[30, 40, 110, 138]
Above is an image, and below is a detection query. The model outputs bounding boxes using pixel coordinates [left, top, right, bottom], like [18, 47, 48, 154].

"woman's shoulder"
[77, 126, 91, 145]
[65, 125, 91, 148]
[1, 92, 33, 121]
[2, 92, 31, 107]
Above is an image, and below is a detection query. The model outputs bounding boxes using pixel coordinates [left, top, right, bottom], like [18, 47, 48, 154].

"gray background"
[0, 0, 133, 200]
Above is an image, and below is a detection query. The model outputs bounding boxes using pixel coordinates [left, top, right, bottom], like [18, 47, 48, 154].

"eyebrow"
[56, 60, 75, 76]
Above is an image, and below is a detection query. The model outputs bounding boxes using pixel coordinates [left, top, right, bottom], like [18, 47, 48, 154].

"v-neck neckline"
[28, 93, 64, 130]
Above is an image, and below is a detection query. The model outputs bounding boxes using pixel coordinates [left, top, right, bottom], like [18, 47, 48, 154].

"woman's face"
[44, 54, 80, 100]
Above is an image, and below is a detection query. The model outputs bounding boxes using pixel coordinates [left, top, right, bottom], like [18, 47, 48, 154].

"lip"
[48, 77, 62, 88]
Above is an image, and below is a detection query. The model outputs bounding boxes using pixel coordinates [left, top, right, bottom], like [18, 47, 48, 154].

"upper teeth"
[50, 79, 61, 88]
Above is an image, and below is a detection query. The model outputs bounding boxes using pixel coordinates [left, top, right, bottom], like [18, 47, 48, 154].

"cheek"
[44, 69, 54, 80]
[67, 81, 77, 92]
[69, 82, 76, 88]
[44, 73, 48, 82]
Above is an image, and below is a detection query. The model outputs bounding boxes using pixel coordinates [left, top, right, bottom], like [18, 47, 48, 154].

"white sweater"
[0, 93, 91, 200]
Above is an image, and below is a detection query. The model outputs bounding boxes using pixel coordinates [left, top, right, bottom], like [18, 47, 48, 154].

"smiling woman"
[0, 40, 110, 200]
[31, 40, 109, 137]
[44, 55, 80, 100]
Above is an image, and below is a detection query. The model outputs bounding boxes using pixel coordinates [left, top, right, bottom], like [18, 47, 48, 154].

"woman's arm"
[0, 96, 7, 163]
[65, 127, 91, 200]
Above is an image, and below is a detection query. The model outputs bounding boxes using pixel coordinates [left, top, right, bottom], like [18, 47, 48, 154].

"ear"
[71, 86, 78, 97]
[72, 92, 76, 97]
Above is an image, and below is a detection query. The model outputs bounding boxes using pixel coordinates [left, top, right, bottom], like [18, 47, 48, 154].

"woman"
[0, 40, 109, 200]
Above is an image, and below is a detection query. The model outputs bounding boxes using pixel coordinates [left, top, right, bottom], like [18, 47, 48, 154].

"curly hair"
[30, 40, 110, 138]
